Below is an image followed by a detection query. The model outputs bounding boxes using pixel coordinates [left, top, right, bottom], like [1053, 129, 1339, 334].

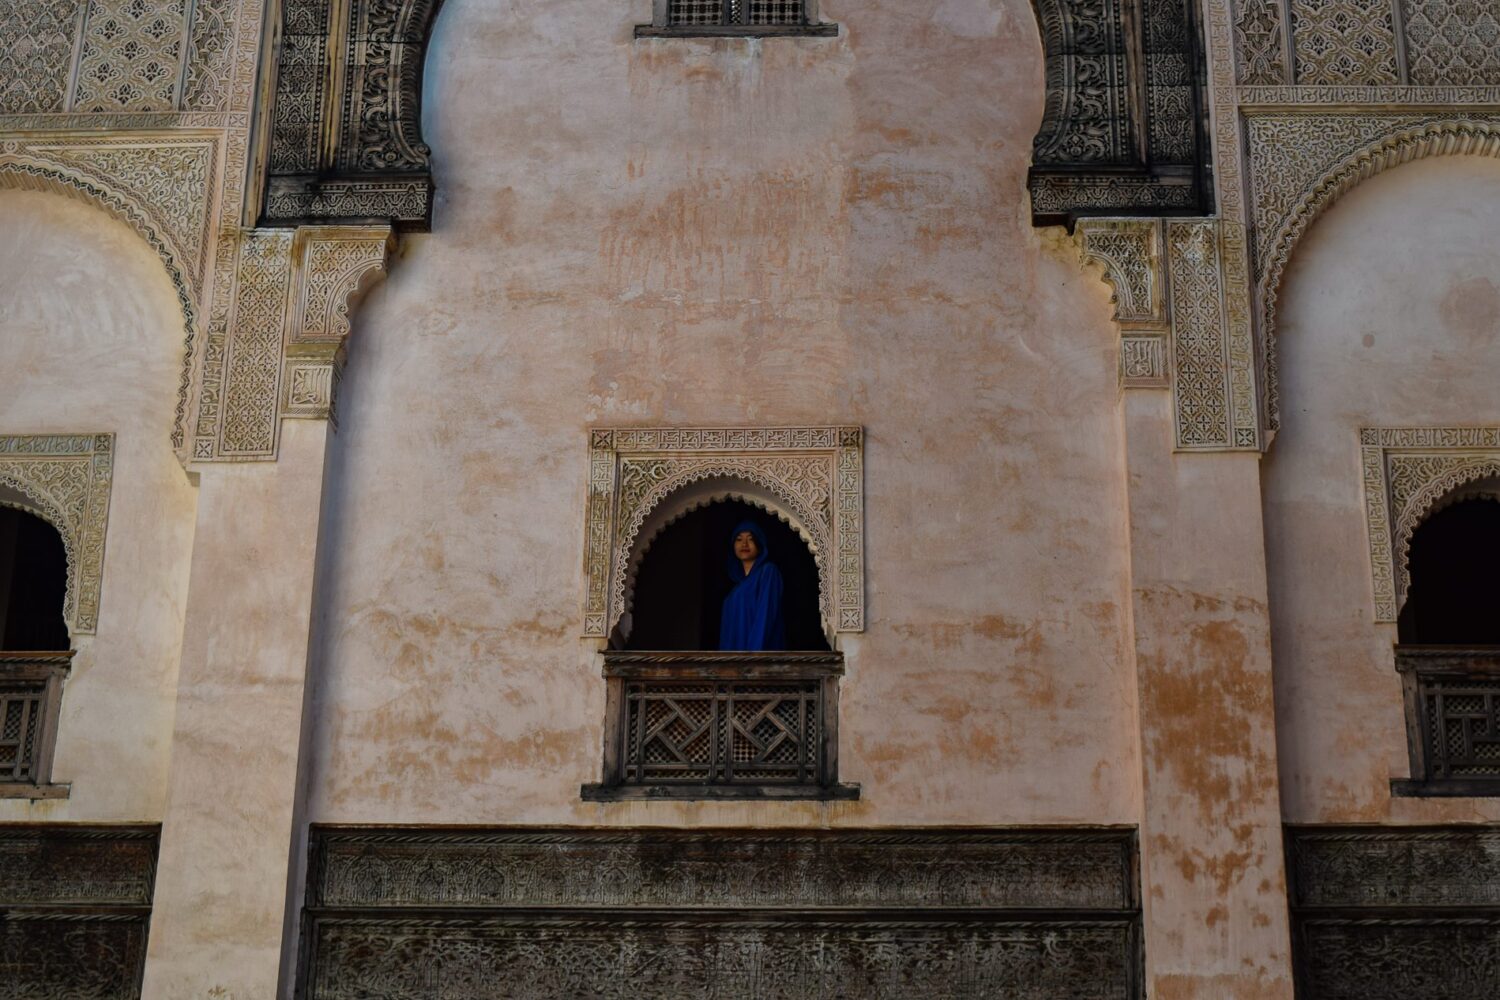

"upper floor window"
[0, 505, 70, 652]
[1398, 496, 1500, 645]
[0, 505, 73, 795]
[636, 0, 838, 37]
[1392, 491, 1500, 797]
[626, 499, 828, 652]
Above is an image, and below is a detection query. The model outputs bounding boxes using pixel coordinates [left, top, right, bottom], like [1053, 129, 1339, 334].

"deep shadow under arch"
[0, 506, 70, 651]
[626, 499, 828, 651]
[1399, 497, 1500, 644]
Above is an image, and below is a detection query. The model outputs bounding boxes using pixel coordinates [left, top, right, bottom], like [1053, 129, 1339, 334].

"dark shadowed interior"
[625, 499, 829, 651]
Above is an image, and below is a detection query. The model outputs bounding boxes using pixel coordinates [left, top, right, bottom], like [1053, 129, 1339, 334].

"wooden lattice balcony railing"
[0, 651, 72, 795]
[582, 651, 858, 801]
[1392, 646, 1500, 797]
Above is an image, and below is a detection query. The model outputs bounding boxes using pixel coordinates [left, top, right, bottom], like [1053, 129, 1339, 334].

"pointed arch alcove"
[614, 482, 833, 651]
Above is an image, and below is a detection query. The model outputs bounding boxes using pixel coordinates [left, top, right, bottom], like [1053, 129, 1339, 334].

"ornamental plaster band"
[582, 427, 864, 642]
[1359, 427, 1500, 622]
[0, 434, 115, 636]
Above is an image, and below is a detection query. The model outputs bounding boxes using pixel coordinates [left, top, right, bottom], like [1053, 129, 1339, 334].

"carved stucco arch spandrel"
[0, 155, 202, 451]
[1259, 121, 1500, 430]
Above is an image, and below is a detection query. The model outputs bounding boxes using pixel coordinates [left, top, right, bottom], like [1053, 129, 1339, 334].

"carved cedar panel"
[301, 827, 1143, 1000]
[1287, 826, 1500, 999]
[0, 824, 160, 1000]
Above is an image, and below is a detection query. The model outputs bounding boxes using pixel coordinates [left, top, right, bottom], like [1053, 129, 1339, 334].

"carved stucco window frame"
[1359, 427, 1500, 623]
[0, 434, 115, 638]
[581, 426, 864, 646]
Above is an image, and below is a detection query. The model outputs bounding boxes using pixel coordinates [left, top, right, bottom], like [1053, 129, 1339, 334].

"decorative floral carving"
[1404, 0, 1500, 86]
[1167, 221, 1234, 447]
[0, 0, 83, 115]
[1234, 0, 1288, 83]
[72, 0, 188, 112]
[583, 428, 864, 640]
[1358, 427, 1500, 621]
[1288, 0, 1399, 85]
[0, 435, 114, 636]
[181, 0, 237, 111]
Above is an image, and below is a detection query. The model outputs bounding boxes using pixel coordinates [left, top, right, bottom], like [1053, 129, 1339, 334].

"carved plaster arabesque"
[583, 427, 864, 641]
[1076, 218, 1172, 389]
[195, 225, 393, 458]
[0, 434, 115, 636]
[1359, 427, 1500, 622]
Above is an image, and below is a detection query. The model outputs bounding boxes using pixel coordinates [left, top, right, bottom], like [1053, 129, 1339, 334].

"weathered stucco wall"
[0, 190, 196, 821]
[1265, 155, 1500, 823]
[305, 0, 1141, 827]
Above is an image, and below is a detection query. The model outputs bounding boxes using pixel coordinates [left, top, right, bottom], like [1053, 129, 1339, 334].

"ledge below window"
[1391, 778, 1500, 798]
[582, 650, 858, 802]
[0, 783, 70, 800]
[635, 24, 838, 38]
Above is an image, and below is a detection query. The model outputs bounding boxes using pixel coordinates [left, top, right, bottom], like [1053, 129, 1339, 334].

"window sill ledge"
[634, 23, 839, 38]
[582, 782, 860, 802]
[0, 782, 70, 800]
[1391, 778, 1500, 798]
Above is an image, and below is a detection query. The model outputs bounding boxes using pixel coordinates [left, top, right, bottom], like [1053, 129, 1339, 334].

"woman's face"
[734, 531, 759, 563]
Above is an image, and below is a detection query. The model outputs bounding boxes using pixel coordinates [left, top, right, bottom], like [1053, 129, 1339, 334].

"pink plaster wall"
[303, 0, 1142, 827]
[0, 190, 197, 821]
[1266, 155, 1500, 823]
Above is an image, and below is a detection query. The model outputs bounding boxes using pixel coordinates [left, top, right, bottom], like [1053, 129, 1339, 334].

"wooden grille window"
[1393, 646, 1500, 796]
[0, 652, 71, 793]
[583, 651, 857, 800]
[638, 0, 837, 37]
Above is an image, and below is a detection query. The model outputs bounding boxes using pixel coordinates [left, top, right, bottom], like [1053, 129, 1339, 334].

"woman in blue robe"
[719, 520, 785, 651]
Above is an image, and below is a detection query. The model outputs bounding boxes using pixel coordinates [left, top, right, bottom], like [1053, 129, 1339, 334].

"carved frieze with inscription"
[1287, 825, 1500, 999]
[301, 826, 1143, 999]
[0, 824, 160, 1000]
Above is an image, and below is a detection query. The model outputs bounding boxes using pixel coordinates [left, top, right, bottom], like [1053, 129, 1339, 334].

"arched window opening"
[625, 499, 829, 652]
[1398, 497, 1500, 645]
[0, 506, 70, 652]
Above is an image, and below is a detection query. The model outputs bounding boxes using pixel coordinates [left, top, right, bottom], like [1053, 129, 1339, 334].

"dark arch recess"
[0, 506, 70, 651]
[626, 499, 829, 652]
[1399, 497, 1500, 645]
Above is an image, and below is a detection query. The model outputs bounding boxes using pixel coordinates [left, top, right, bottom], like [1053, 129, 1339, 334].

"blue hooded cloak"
[719, 520, 786, 651]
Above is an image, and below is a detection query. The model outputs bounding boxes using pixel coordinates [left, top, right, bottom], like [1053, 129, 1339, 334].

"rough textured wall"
[1266, 156, 1500, 823]
[304, 0, 1141, 826]
[0, 190, 196, 820]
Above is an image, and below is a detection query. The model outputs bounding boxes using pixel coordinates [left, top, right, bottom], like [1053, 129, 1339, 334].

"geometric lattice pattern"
[749, 0, 805, 24]
[1290, 0, 1400, 84]
[1423, 679, 1500, 779]
[0, 679, 47, 783]
[1404, 0, 1500, 85]
[669, 0, 729, 24]
[624, 680, 822, 785]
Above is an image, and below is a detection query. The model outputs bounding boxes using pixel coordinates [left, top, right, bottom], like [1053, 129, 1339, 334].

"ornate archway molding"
[0, 434, 115, 637]
[0, 144, 215, 450]
[582, 427, 864, 641]
[1360, 427, 1500, 622]
[1251, 118, 1500, 429]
